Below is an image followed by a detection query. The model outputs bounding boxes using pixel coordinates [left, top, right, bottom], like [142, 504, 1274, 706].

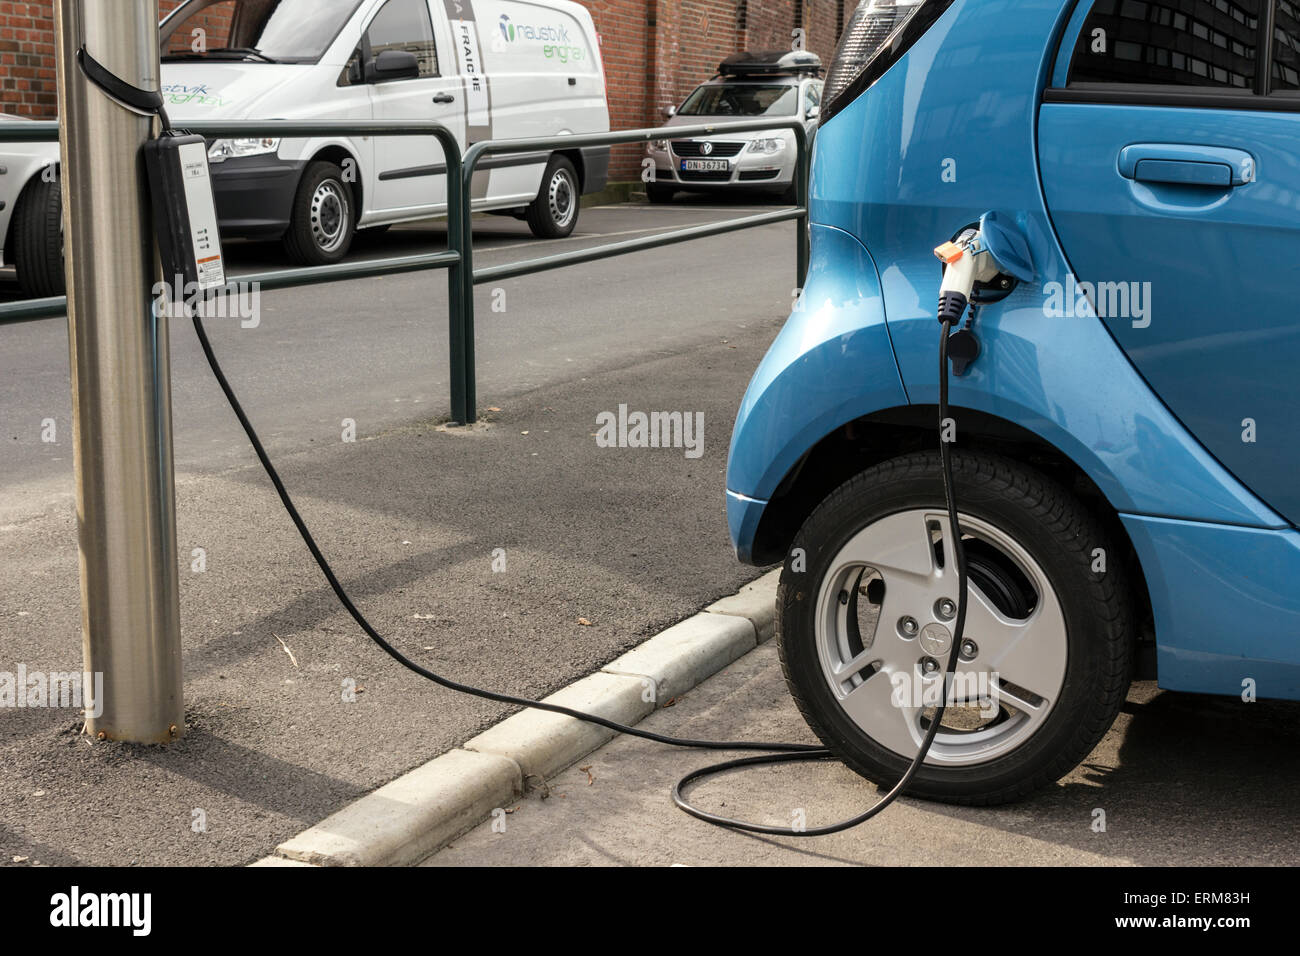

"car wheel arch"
[308, 144, 362, 215]
[749, 403, 1155, 676]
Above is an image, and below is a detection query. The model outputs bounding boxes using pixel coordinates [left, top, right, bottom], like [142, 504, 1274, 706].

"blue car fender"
[726, 222, 907, 562]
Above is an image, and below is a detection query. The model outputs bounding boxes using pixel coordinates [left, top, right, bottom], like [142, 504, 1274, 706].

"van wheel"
[645, 182, 675, 204]
[526, 155, 579, 239]
[778, 451, 1133, 805]
[284, 161, 356, 265]
[13, 171, 64, 298]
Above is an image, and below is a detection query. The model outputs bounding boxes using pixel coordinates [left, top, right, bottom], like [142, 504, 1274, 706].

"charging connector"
[934, 231, 999, 376]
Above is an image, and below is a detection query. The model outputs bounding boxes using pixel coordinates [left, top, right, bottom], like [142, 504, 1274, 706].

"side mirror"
[805, 104, 820, 120]
[661, 104, 677, 119]
[368, 49, 420, 82]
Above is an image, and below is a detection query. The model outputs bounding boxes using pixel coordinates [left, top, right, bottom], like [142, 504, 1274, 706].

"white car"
[644, 50, 822, 204]
[0, 0, 610, 297]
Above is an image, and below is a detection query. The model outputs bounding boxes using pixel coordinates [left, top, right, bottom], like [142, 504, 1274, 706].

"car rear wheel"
[778, 450, 1133, 805]
[12, 171, 64, 298]
[526, 155, 579, 239]
[283, 161, 356, 265]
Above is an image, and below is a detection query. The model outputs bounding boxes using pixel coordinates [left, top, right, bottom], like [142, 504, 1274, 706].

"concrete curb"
[276, 749, 521, 867]
[260, 570, 779, 867]
[705, 568, 780, 643]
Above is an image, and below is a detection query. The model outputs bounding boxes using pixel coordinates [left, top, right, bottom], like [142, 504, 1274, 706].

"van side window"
[364, 0, 440, 79]
[1066, 0, 1261, 89]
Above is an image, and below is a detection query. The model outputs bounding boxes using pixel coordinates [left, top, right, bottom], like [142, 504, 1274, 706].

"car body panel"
[1121, 513, 1300, 700]
[726, 0, 1300, 700]
[726, 221, 907, 560]
[1038, 102, 1300, 527]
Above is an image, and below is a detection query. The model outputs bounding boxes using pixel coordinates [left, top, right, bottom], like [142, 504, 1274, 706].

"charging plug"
[934, 231, 1001, 375]
[935, 232, 999, 319]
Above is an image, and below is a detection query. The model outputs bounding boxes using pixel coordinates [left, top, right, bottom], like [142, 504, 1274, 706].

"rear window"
[677, 83, 799, 117]
[1066, 0, 1262, 89]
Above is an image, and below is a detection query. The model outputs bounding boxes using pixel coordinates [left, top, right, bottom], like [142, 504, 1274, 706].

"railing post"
[443, 132, 469, 426]
[55, 0, 184, 743]
[460, 145, 480, 425]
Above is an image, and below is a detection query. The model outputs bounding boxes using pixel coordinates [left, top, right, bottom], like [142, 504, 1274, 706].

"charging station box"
[144, 132, 226, 294]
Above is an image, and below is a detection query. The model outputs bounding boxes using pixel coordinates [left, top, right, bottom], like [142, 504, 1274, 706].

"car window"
[678, 84, 799, 116]
[1066, 0, 1262, 90]
[364, 0, 439, 79]
[1274, 0, 1300, 89]
[805, 83, 821, 109]
[162, 0, 365, 63]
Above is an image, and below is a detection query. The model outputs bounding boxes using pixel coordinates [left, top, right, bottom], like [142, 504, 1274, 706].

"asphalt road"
[0, 197, 800, 499]
[0, 198, 803, 866]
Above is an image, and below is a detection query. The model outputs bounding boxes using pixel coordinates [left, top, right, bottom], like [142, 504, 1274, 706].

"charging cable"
[83, 31, 983, 833]
[190, 257, 975, 836]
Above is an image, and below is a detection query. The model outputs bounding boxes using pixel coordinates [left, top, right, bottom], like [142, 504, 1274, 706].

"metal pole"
[55, 0, 183, 743]
[459, 149, 478, 425]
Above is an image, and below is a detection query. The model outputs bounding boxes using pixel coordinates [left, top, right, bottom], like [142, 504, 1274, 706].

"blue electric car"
[728, 0, 1300, 803]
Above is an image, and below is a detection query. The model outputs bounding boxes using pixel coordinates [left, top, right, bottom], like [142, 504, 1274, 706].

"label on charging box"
[178, 141, 225, 290]
[145, 132, 227, 301]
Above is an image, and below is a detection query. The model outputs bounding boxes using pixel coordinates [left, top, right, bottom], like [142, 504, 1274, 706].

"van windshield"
[677, 83, 799, 117]
[161, 0, 365, 64]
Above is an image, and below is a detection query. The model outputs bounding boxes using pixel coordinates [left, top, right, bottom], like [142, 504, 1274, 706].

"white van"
[0, 0, 609, 294]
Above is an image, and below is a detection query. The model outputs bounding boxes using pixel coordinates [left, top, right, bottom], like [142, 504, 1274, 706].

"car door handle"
[1118, 144, 1256, 187]
[432, 92, 455, 104]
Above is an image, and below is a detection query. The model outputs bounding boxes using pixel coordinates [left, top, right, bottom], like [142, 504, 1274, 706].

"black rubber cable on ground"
[190, 312, 820, 756]
[191, 302, 969, 836]
[668, 315, 971, 834]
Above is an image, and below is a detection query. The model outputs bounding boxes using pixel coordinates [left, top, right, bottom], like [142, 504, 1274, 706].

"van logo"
[497, 17, 573, 45]
[700, 142, 713, 155]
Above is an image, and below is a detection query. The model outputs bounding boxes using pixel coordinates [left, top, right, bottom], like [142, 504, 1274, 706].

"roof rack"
[717, 50, 823, 77]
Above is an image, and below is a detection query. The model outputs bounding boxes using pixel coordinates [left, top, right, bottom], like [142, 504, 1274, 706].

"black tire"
[12, 171, 64, 298]
[645, 182, 675, 204]
[525, 155, 580, 238]
[779, 180, 799, 204]
[283, 161, 356, 265]
[778, 450, 1133, 805]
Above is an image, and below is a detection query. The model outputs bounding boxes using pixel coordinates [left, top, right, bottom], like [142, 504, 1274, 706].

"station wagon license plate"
[682, 159, 729, 172]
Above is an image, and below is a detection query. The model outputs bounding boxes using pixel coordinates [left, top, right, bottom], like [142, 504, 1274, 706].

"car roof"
[697, 75, 820, 88]
[718, 49, 823, 77]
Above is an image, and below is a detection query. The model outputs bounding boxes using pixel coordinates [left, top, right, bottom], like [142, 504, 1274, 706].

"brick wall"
[0, 0, 845, 180]
[0, 1, 57, 116]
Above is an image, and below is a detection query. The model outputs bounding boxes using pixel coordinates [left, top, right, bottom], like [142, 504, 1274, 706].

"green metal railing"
[0, 117, 810, 424]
